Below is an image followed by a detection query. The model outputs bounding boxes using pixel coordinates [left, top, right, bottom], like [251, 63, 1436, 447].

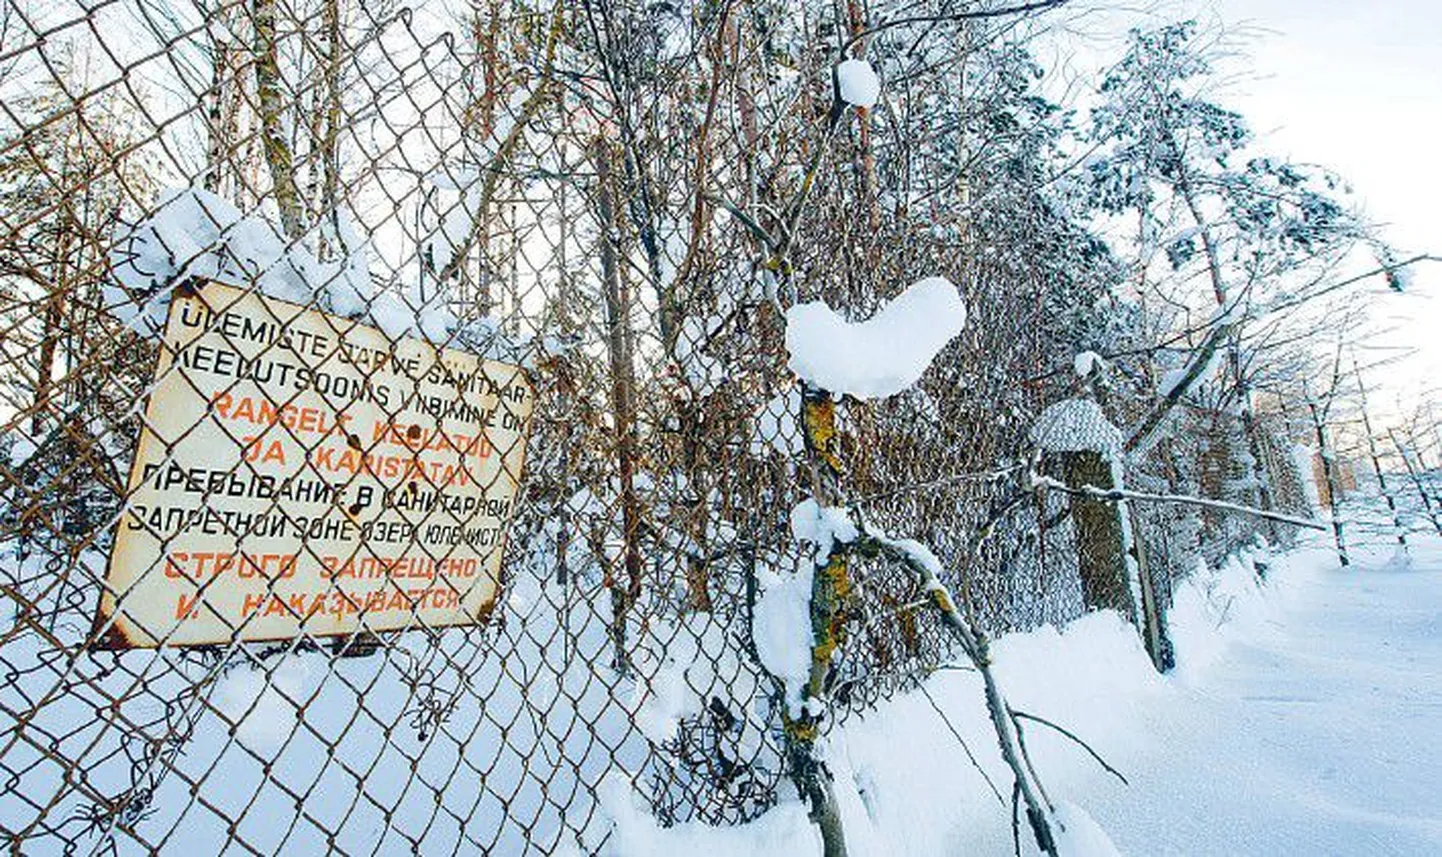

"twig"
[841, 0, 1069, 53]
[1011, 709, 1130, 786]
[851, 465, 1025, 506]
[854, 517, 1059, 855]
[919, 684, 1006, 807]
[1011, 780, 1022, 857]
[1010, 708, 1056, 813]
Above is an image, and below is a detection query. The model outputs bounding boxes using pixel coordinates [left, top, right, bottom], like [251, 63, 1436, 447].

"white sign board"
[96, 281, 534, 648]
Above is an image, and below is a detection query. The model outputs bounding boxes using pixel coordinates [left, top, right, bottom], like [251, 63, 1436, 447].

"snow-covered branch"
[1030, 474, 1327, 531]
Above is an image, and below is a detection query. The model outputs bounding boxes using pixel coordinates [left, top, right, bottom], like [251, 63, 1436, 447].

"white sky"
[1051, 0, 1442, 422]
[1206, 0, 1442, 414]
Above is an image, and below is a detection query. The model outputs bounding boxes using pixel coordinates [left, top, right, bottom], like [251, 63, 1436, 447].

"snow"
[785, 277, 966, 398]
[1158, 344, 1225, 400]
[213, 655, 313, 756]
[752, 562, 815, 717]
[105, 187, 459, 344]
[9, 478, 1437, 857]
[1069, 540, 1442, 854]
[424, 176, 482, 277]
[5, 434, 37, 468]
[1387, 262, 1415, 291]
[1073, 350, 1104, 378]
[1030, 398, 1123, 455]
[106, 188, 312, 332]
[814, 606, 1160, 857]
[1109, 456, 1146, 622]
[595, 774, 819, 857]
[630, 615, 757, 745]
[789, 497, 859, 558]
[753, 500, 861, 715]
[597, 523, 1442, 856]
[676, 313, 730, 397]
[821, 535, 1442, 856]
[1291, 443, 1322, 513]
[1052, 801, 1123, 857]
[835, 59, 881, 108]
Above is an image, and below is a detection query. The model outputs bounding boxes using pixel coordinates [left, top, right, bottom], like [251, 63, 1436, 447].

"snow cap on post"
[835, 58, 881, 108]
[785, 276, 967, 399]
[1030, 398, 1123, 456]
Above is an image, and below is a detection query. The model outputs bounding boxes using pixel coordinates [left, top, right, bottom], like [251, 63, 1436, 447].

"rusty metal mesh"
[0, 1, 1304, 854]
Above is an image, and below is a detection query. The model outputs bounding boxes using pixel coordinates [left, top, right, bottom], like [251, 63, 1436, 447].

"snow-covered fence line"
[0, 1, 1417, 854]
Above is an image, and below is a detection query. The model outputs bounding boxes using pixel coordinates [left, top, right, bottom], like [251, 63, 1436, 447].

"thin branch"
[1011, 709, 1130, 786]
[919, 684, 1007, 807]
[852, 465, 1024, 506]
[1031, 474, 1326, 531]
[841, 0, 1069, 53]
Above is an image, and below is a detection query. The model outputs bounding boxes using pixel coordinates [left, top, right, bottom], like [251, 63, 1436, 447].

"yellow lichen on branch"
[802, 391, 844, 475]
[807, 551, 852, 695]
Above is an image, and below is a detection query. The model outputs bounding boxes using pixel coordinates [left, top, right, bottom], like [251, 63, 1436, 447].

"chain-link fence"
[0, 1, 1316, 854]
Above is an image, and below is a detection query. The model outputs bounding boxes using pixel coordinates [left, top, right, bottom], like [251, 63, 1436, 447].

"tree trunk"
[787, 385, 850, 857]
[1309, 399, 1349, 567]
[252, 0, 306, 240]
[204, 31, 229, 195]
[320, 0, 343, 246]
[1129, 503, 1174, 671]
[593, 138, 642, 676]
[1355, 360, 1407, 549]
[1391, 429, 1442, 536]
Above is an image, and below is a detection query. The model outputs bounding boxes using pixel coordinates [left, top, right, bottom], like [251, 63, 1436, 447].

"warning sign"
[96, 281, 534, 648]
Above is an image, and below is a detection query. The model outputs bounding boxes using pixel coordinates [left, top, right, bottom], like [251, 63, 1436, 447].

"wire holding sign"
[97, 280, 535, 649]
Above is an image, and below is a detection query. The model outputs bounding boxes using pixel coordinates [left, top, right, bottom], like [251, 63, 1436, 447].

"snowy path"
[612, 539, 1442, 856]
[1075, 544, 1442, 855]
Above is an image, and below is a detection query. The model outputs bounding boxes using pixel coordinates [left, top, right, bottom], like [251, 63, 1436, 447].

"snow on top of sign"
[1030, 397, 1122, 455]
[835, 58, 881, 108]
[107, 188, 312, 332]
[785, 276, 966, 398]
[106, 187, 458, 344]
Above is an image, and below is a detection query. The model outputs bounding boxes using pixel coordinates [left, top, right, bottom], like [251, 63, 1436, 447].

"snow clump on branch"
[753, 499, 862, 717]
[835, 58, 881, 108]
[1073, 350, 1105, 378]
[784, 276, 966, 398]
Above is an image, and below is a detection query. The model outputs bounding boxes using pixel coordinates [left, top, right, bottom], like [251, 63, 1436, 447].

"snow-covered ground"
[1076, 538, 1442, 856]
[614, 532, 1442, 855]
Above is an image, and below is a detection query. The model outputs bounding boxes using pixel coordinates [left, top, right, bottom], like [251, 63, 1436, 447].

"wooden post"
[1060, 450, 1134, 618]
[1128, 503, 1173, 671]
